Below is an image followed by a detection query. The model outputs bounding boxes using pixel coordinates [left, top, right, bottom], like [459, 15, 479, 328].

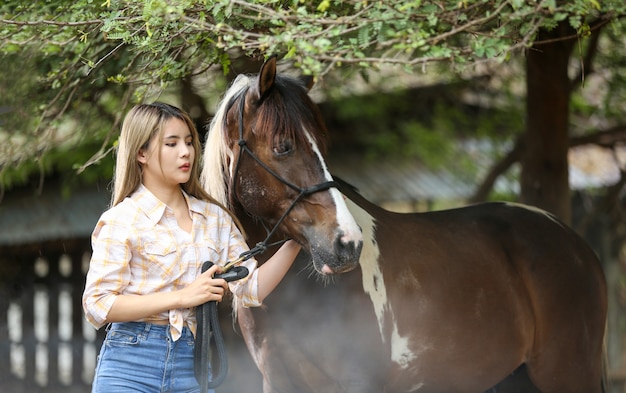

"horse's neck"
[233, 203, 279, 265]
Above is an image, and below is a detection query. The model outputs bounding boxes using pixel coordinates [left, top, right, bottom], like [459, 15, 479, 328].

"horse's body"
[201, 57, 607, 393]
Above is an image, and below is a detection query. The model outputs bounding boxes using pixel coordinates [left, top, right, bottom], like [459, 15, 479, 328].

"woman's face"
[139, 117, 195, 189]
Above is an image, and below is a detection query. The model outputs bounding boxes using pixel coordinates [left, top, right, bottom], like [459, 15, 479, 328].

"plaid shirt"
[82, 185, 259, 341]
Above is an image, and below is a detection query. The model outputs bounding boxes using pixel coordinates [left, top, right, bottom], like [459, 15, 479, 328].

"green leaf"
[317, 0, 330, 12]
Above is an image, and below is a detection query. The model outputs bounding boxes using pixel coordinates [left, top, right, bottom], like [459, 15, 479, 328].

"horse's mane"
[201, 75, 251, 206]
[332, 175, 359, 193]
[201, 71, 328, 208]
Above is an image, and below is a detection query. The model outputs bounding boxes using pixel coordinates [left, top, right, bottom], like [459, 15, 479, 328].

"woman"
[82, 102, 300, 392]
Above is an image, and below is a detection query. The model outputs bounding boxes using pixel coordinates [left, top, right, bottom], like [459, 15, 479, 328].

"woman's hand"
[178, 264, 228, 308]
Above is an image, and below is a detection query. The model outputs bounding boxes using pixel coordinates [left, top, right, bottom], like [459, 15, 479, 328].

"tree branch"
[570, 18, 605, 92]
[0, 18, 103, 27]
[469, 125, 626, 202]
[468, 136, 523, 203]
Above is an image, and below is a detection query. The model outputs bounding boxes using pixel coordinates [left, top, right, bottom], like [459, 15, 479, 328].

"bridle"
[229, 87, 339, 261]
[194, 86, 340, 392]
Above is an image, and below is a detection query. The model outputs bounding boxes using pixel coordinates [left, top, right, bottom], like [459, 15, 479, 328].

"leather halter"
[230, 88, 338, 257]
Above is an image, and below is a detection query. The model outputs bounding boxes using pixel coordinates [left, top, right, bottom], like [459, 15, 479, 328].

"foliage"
[0, 0, 624, 189]
[4, 1, 620, 76]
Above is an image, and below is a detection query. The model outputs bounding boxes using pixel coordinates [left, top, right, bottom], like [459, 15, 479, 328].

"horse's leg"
[258, 332, 347, 393]
[524, 340, 604, 393]
[513, 221, 606, 393]
[487, 365, 541, 393]
[263, 378, 278, 393]
[515, 316, 605, 393]
[523, 281, 605, 391]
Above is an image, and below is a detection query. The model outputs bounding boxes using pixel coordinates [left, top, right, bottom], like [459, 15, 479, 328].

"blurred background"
[2, 1, 626, 392]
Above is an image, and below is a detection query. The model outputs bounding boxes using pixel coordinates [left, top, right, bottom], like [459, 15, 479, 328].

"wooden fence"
[0, 242, 260, 393]
[0, 246, 105, 392]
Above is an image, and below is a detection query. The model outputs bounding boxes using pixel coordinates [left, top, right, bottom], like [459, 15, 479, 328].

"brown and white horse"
[201, 57, 607, 393]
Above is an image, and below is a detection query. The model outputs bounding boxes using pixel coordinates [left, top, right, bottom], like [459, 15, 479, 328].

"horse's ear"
[300, 75, 314, 92]
[256, 56, 277, 101]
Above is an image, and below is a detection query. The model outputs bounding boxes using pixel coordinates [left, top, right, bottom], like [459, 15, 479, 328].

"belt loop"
[143, 322, 152, 339]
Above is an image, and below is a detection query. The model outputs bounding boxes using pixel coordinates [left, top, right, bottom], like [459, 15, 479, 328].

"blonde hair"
[111, 102, 243, 231]
[201, 74, 251, 206]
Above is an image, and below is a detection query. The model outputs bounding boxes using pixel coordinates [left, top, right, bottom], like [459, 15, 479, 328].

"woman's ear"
[137, 149, 148, 165]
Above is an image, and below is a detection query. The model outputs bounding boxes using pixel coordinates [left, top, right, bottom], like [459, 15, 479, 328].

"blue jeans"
[92, 322, 213, 393]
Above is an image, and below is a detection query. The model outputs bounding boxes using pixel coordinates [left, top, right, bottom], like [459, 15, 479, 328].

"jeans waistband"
[106, 321, 193, 340]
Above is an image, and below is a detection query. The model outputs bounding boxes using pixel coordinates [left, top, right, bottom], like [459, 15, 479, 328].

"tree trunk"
[521, 22, 576, 224]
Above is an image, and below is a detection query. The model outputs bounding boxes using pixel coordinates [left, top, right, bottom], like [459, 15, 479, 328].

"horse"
[200, 56, 608, 393]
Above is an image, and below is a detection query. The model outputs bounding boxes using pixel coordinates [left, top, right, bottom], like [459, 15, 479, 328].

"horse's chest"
[359, 253, 424, 368]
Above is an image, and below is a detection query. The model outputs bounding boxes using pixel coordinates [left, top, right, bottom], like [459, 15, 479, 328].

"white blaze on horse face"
[304, 131, 362, 243]
[344, 200, 416, 370]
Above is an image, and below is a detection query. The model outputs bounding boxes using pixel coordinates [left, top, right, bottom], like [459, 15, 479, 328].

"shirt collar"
[182, 188, 207, 217]
[131, 185, 166, 226]
[131, 184, 207, 226]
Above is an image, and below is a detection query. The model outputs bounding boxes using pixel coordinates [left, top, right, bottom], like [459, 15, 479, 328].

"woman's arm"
[255, 239, 301, 303]
[105, 263, 228, 323]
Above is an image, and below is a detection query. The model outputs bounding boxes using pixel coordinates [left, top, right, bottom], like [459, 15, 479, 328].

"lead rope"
[194, 261, 246, 392]
[194, 241, 283, 392]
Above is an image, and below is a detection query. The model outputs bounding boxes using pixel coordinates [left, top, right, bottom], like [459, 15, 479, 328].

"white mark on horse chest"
[391, 327, 416, 368]
[346, 201, 416, 369]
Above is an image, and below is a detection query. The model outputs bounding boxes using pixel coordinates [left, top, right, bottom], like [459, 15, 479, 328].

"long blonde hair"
[201, 75, 251, 206]
[111, 102, 242, 230]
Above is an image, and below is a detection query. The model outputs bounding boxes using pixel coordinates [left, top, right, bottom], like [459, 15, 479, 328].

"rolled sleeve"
[230, 263, 261, 308]
[223, 214, 261, 307]
[82, 217, 133, 329]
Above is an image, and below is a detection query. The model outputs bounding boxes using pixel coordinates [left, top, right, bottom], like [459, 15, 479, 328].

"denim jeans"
[92, 322, 213, 393]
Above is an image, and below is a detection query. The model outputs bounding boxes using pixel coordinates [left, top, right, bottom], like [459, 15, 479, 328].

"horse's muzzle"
[311, 234, 363, 275]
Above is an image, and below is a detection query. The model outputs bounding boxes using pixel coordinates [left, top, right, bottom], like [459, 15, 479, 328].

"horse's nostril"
[334, 235, 363, 262]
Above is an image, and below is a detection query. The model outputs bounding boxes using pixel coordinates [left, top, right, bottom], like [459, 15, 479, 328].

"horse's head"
[201, 57, 363, 275]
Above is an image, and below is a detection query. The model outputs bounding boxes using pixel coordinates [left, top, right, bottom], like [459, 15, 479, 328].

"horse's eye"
[273, 140, 292, 156]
